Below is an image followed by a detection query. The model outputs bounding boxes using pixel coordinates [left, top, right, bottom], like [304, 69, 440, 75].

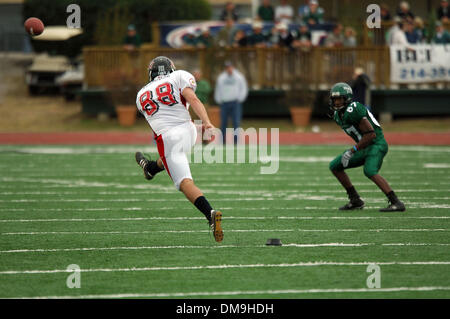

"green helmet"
[329, 82, 353, 111]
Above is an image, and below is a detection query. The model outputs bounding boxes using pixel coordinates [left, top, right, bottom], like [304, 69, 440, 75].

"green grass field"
[0, 144, 449, 299]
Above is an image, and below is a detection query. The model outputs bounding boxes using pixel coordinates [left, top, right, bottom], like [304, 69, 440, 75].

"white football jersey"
[136, 70, 197, 136]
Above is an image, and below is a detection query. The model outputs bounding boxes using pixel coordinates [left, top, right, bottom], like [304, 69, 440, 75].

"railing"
[83, 46, 391, 89]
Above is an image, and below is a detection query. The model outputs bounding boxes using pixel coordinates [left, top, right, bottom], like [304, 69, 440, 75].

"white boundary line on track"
[1, 243, 449, 254]
[11, 286, 450, 299]
[2, 228, 448, 236]
[1, 261, 449, 275]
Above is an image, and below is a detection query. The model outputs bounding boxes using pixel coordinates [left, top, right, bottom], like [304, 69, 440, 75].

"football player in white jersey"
[135, 56, 223, 242]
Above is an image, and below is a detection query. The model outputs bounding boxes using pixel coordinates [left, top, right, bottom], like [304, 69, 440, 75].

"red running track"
[0, 132, 449, 145]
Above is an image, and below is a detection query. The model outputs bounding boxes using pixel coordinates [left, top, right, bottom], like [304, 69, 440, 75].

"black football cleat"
[209, 210, 223, 243]
[379, 200, 406, 212]
[135, 152, 153, 180]
[339, 198, 365, 210]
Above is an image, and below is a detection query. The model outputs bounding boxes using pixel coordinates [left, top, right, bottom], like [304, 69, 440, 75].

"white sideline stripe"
[1, 243, 449, 254]
[0, 205, 449, 212]
[1, 190, 450, 196]
[2, 229, 448, 236]
[0, 229, 291, 235]
[1, 216, 449, 223]
[0, 146, 157, 154]
[2, 177, 450, 189]
[424, 163, 450, 169]
[13, 286, 450, 299]
[1, 261, 449, 275]
[0, 206, 449, 213]
[1, 145, 448, 152]
[0, 245, 242, 253]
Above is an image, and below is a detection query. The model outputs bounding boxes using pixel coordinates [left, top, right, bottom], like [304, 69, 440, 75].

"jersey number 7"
[139, 83, 177, 116]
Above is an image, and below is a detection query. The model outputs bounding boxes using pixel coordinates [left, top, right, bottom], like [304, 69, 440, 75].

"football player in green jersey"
[328, 82, 405, 212]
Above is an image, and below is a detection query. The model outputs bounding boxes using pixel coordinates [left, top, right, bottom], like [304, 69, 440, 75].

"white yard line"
[12, 286, 450, 299]
[2, 177, 450, 188]
[2, 229, 448, 236]
[1, 261, 449, 275]
[1, 190, 450, 196]
[0, 205, 449, 213]
[0, 243, 449, 254]
[0, 216, 449, 223]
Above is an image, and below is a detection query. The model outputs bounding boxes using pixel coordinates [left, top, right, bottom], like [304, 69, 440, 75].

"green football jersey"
[333, 102, 386, 145]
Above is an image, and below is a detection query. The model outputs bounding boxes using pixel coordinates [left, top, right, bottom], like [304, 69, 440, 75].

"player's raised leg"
[135, 152, 164, 180]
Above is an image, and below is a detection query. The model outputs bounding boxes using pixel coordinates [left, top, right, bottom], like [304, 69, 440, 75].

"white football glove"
[341, 149, 353, 168]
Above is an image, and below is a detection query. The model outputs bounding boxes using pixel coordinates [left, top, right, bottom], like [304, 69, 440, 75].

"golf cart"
[26, 26, 83, 99]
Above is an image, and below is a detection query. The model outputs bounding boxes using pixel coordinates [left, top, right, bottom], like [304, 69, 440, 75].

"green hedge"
[23, 0, 211, 57]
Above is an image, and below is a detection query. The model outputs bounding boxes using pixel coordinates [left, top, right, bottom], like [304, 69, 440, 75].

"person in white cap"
[248, 20, 268, 48]
[276, 23, 295, 49]
[396, 1, 414, 22]
[301, 0, 324, 25]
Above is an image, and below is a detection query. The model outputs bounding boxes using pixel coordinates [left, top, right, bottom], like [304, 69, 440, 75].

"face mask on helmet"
[330, 95, 346, 110]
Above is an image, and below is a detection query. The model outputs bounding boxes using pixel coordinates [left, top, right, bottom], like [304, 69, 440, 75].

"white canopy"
[33, 26, 83, 41]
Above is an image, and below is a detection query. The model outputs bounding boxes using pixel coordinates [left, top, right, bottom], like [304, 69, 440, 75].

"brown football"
[24, 17, 44, 36]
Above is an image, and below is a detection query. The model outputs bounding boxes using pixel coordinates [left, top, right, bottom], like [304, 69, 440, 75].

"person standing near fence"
[349, 67, 371, 110]
[214, 61, 248, 144]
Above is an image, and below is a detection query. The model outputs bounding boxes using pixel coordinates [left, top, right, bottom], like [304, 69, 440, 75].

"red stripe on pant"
[155, 134, 172, 179]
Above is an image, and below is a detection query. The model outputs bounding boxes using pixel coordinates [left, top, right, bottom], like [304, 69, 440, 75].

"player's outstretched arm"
[182, 87, 214, 129]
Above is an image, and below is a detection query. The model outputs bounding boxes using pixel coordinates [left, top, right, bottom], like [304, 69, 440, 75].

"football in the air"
[24, 17, 44, 36]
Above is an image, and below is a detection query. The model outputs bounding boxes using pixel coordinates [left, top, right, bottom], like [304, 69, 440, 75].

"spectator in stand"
[216, 18, 237, 48]
[343, 27, 357, 47]
[414, 17, 428, 43]
[248, 20, 268, 48]
[292, 22, 312, 50]
[389, 18, 415, 51]
[123, 24, 141, 51]
[193, 69, 211, 105]
[386, 16, 401, 45]
[258, 0, 275, 22]
[437, 0, 450, 23]
[267, 25, 280, 47]
[301, 0, 324, 26]
[380, 3, 392, 21]
[233, 29, 249, 47]
[298, 0, 309, 21]
[275, 0, 294, 25]
[396, 1, 414, 22]
[196, 26, 214, 48]
[182, 31, 198, 48]
[220, 2, 239, 22]
[405, 21, 419, 44]
[433, 21, 450, 44]
[324, 23, 344, 47]
[276, 23, 295, 49]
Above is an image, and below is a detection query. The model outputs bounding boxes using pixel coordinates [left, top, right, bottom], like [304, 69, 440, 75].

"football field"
[0, 144, 449, 298]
